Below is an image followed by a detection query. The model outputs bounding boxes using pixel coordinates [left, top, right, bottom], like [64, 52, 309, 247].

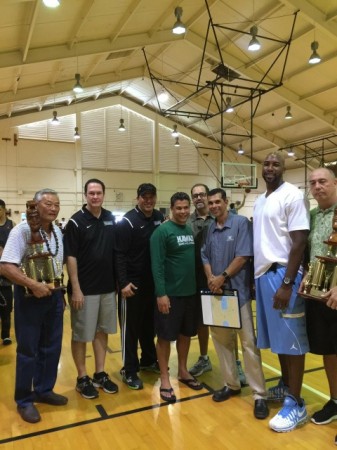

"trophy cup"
[301, 205, 337, 302]
[22, 200, 65, 294]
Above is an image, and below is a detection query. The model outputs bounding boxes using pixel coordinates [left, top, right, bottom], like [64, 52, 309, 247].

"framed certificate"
[201, 289, 242, 329]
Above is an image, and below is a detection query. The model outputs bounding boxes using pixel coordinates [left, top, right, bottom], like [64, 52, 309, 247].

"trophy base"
[45, 279, 66, 291]
[25, 281, 66, 297]
[316, 255, 337, 264]
[300, 287, 328, 303]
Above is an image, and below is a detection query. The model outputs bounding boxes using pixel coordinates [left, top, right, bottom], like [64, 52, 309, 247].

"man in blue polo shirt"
[201, 188, 268, 420]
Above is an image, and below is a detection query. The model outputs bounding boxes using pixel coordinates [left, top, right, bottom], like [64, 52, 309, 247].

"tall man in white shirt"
[253, 153, 310, 433]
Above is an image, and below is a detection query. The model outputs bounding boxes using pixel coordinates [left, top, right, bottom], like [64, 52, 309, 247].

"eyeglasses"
[192, 193, 207, 199]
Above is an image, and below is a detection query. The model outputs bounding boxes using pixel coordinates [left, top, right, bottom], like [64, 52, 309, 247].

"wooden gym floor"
[0, 303, 336, 450]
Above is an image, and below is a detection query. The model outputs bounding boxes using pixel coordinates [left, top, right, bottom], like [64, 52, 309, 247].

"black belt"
[268, 263, 279, 273]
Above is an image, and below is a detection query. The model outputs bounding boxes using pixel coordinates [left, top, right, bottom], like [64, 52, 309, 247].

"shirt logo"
[176, 235, 194, 246]
[226, 235, 234, 241]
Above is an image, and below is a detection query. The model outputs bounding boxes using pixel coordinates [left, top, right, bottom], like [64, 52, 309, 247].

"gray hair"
[34, 188, 59, 202]
[310, 167, 336, 180]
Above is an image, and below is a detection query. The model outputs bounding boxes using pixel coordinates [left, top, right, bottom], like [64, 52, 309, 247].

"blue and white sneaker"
[269, 395, 308, 432]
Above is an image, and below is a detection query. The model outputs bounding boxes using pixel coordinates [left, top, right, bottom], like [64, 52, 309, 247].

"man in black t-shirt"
[64, 179, 118, 399]
[115, 183, 163, 390]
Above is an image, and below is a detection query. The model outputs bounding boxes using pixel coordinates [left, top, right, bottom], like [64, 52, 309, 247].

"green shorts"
[70, 291, 117, 342]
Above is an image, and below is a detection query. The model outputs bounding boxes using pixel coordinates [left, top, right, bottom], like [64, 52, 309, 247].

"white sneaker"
[269, 395, 308, 432]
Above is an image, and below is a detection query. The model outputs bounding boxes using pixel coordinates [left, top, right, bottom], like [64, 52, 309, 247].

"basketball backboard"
[221, 162, 257, 189]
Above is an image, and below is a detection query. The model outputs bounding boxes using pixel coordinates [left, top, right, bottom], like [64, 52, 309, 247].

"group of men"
[0, 155, 336, 438]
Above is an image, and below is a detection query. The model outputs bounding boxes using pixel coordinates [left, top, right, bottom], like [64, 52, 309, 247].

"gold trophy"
[301, 205, 337, 302]
[22, 200, 65, 293]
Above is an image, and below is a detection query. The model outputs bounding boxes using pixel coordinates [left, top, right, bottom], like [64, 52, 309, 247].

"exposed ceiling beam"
[0, 68, 144, 106]
[22, 0, 40, 62]
[109, 0, 143, 43]
[279, 0, 337, 40]
[68, 0, 95, 49]
[0, 30, 185, 69]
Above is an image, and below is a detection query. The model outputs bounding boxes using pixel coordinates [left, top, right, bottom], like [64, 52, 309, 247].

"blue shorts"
[255, 265, 309, 355]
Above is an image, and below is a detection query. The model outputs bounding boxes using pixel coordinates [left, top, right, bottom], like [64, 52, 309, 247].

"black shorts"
[154, 295, 198, 341]
[306, 299, 337, 355]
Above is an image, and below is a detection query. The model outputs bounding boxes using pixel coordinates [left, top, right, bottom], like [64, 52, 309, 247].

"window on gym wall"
[158, 124, 199, 174]
[18, 114, 76, 142]
[81, 105, 154, 172]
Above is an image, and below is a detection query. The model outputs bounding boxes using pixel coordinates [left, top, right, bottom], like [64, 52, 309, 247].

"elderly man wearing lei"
[0, 188, 67, 424]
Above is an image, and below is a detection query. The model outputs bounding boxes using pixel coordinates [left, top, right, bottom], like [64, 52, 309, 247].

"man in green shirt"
[150, 192, 202, 403]
[300, 167, 337, 427]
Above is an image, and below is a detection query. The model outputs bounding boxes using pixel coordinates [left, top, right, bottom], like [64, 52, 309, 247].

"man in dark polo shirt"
[64, 178, 118, 399]
[187, 183, 213, 376]
[115, 183, 164, 390]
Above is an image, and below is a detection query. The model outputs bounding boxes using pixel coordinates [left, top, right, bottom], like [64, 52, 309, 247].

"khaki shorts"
[70, 292, 117, 342]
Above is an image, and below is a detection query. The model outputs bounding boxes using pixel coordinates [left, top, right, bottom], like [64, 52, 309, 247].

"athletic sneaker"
[93, 371, 119, 394]
[139, 362, 161, 374]
[76, 375, 99, 399]
[189, 356, 212, 377]
[269, 395, 308, 432]
[236, 360, 247, 386]
[311, 400, 337, 425]
[120, 369, 143, 390]
[267, 378, 289, 401]
[3, 338, 12, 345]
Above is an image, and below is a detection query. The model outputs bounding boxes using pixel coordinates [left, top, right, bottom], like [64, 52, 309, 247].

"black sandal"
[160, 387, 176, 403]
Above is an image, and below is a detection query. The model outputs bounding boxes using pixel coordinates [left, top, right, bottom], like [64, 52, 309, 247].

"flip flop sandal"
[178, 377, 203, 390]
[160, 387, 176, 403]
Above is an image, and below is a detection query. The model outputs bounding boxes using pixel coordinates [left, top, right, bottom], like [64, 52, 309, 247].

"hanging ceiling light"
[172, 124, 179, 137]
[43, 0, 60, 7]
[119, 118, 126, 132]
[51, 110, 59, 125]
[174, 137, 180, 147]
[285, 105, 292, 119]
[172, 7, 186, 35]
[73, 73, 83, 93]
[237, 144, 244, 155]
[225, 96, 234, 113]
[308, 41, 321, 64]
[287, 148, 295, 156]
[74, 126, 80, 140]
[158, 89, 169, 102]
[248, 25, 261, 51]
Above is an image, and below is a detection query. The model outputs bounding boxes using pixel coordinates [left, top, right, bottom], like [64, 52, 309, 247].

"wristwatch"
[222, 270, 230, 282]
[282, 276, 295, 286]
